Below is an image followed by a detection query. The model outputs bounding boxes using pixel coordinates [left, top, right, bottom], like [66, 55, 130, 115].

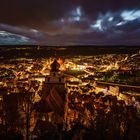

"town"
[0, 47, 140, 140]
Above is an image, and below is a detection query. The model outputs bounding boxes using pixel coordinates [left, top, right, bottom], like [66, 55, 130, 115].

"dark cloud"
[0, 0, 140, 45]
[116, 19, 140, 32]
[0, 0, 140, 26]
[0, 0, 78, 27]
[0, 31, 33, 45]
[81, 0, 140, 15]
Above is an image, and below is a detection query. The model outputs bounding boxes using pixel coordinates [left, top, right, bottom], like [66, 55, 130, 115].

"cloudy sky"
[0, 0, 140, 45]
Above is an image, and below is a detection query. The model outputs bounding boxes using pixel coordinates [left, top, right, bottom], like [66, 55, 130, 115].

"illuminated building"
[34, 58, 67, 127]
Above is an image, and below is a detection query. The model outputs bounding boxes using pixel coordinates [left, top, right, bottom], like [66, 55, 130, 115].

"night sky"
[0, 0, 140, 45]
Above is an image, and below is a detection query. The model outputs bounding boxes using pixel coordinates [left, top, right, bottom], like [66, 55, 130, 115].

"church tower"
[35, 58, 67, 126]
[45, 58, 65, 84]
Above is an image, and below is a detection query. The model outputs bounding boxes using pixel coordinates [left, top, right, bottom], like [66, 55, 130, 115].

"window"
[48, 77, 50, 82]
[59, 78, 61, 82]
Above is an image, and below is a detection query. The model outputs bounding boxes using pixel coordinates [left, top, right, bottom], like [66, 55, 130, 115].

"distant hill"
[0, 45, 139, 60]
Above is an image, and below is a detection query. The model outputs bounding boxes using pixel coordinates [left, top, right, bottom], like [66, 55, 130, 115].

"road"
[97, 81, 140, 90]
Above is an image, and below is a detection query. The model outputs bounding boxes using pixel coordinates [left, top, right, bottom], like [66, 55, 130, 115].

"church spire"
[50, 58, 60, 72]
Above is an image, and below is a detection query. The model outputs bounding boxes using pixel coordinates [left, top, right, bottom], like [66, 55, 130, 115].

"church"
[34, 58, 67, 127]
